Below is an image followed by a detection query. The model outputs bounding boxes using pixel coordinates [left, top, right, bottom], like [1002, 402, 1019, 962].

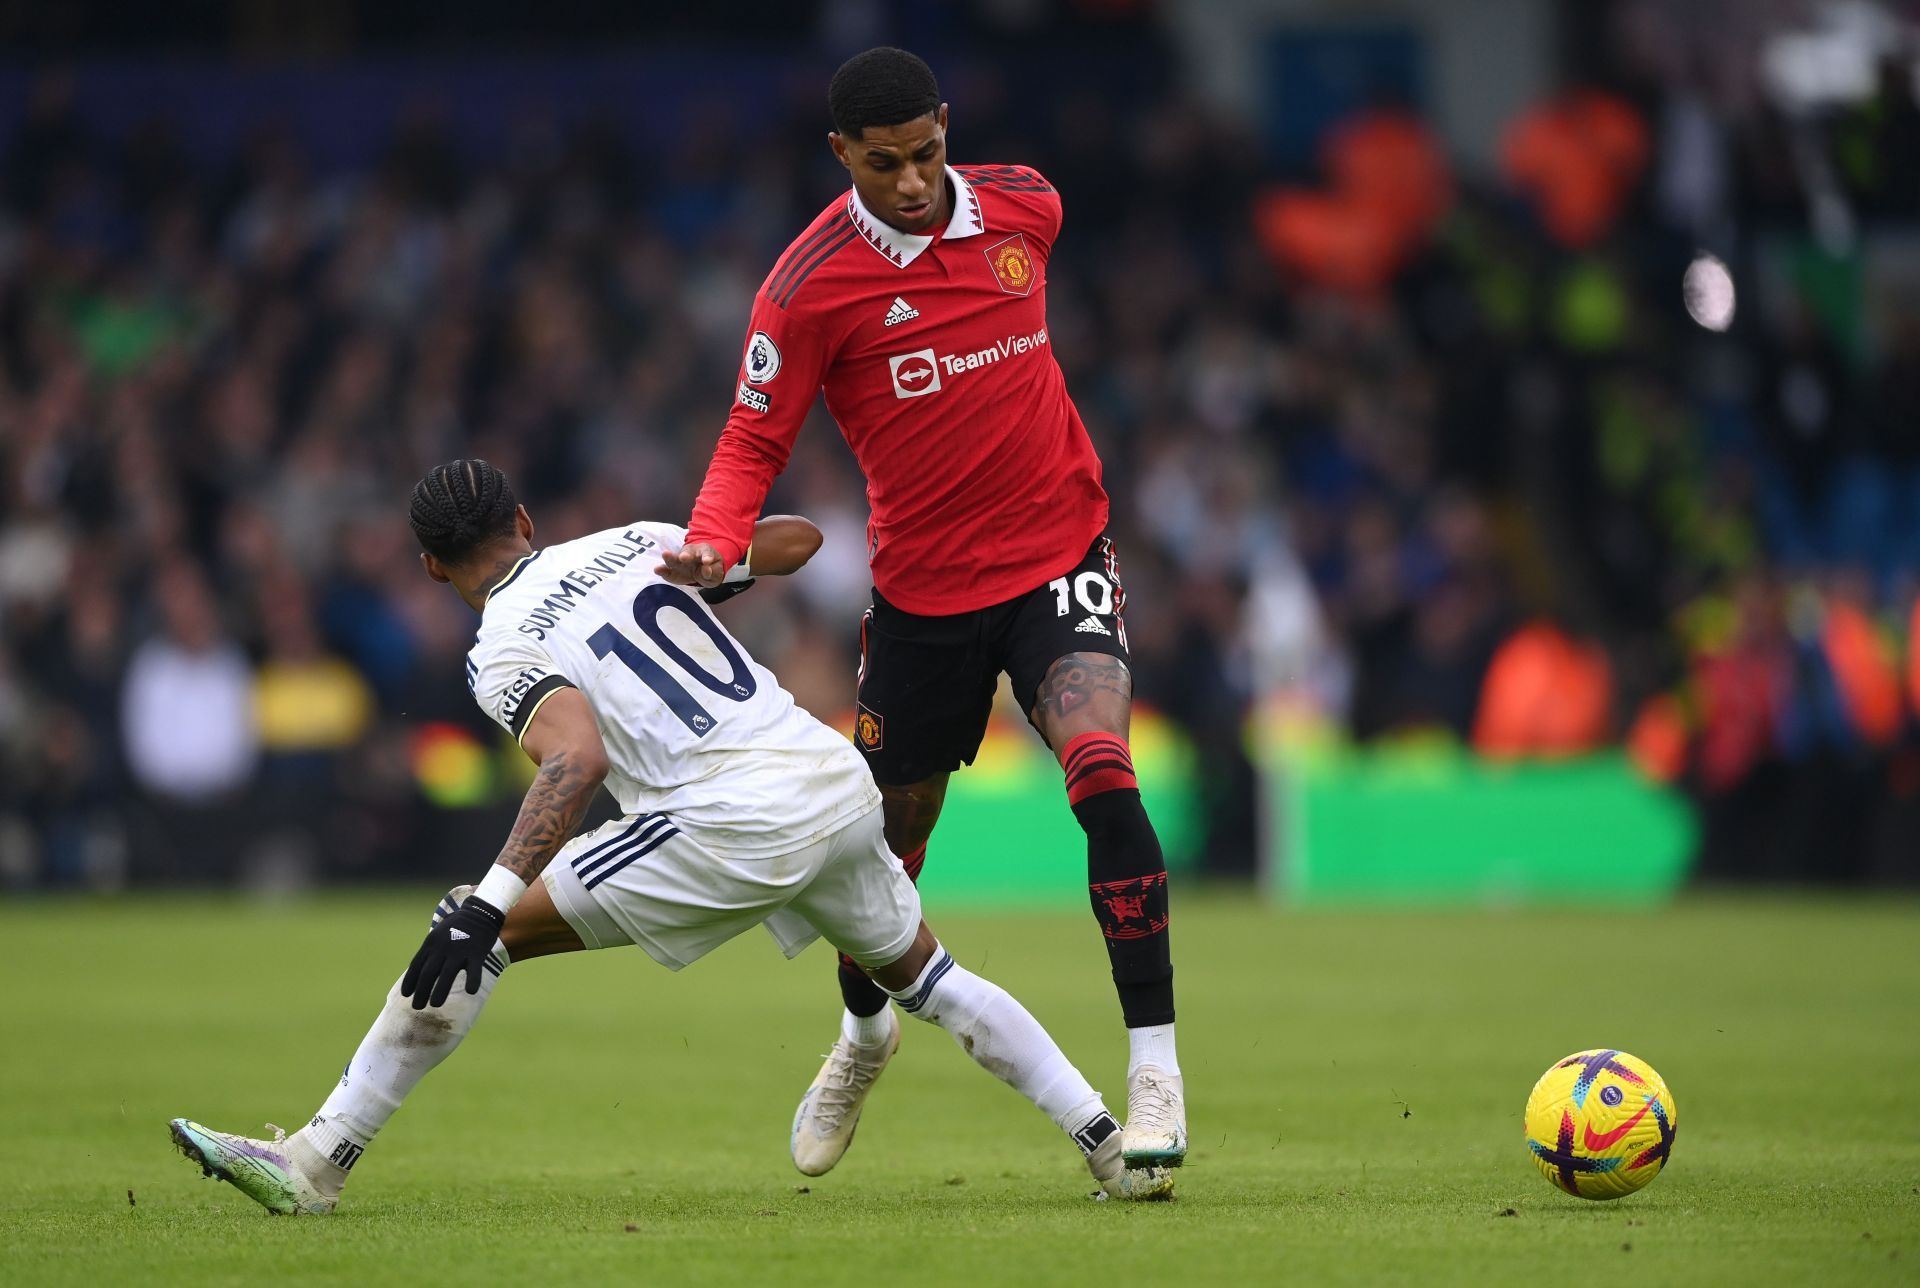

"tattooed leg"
[1031, 651, 1135, 741]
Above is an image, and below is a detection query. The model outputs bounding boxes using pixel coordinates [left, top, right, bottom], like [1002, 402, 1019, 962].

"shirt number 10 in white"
[1049, 571, 1113, 618]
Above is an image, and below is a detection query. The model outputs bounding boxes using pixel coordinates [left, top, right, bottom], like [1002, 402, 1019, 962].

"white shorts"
[542, 803, 921, 971]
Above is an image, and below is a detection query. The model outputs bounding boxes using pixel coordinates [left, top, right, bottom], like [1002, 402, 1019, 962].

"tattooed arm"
[494, 687, 610, 885]
[401, 686, 606, 1008]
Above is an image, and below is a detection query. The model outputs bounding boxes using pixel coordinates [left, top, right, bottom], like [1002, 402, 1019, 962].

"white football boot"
[1122, 1065, 1188, 1168]
[1085, 1116, 1176, 1200]
[169, 1119, 346, 1215]
[789, 1011, 900, 1176]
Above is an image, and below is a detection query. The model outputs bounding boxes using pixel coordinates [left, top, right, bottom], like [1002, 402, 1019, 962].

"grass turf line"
[1, 891, 1916, 1285]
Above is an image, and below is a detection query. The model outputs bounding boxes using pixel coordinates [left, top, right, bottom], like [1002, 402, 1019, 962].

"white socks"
[299, 938, 509, 1172]
[1127, 1022, 1180, 1077]
[841, 1006, 893, 1050]
[882, 946, 1109, 1144]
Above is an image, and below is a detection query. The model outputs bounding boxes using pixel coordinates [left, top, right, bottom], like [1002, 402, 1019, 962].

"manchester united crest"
[855, 704, 884, 751]
[983, 234, 1035, 297]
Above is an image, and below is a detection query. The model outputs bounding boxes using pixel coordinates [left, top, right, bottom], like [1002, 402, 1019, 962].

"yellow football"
[1524, 1049, 1677, 1199]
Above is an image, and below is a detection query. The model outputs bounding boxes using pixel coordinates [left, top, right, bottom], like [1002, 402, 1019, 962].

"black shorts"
[853, 534, 1131, 786]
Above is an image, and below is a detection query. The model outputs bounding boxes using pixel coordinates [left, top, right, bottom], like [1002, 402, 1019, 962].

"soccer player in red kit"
[659, 47, 1185, 1189]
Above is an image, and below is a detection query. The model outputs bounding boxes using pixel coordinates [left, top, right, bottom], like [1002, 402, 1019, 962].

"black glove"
[699, 579, 755, 606]
[400, 896, 507, 1010]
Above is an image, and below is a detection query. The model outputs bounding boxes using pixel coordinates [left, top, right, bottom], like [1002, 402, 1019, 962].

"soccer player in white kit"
[168, 460, 1170, 1214]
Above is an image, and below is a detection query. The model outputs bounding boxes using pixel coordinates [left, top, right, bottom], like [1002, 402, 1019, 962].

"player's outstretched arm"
[744, 514, 822, 576]
[657, 514, 821, 588]
[401, 688, 608, 1009]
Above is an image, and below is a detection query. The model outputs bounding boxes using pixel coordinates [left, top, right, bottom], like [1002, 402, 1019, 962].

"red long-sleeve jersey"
[686, 164, 1108, 616]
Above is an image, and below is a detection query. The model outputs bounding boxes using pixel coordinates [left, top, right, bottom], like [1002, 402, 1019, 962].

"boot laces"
[1129, 1071, 1178, 1129]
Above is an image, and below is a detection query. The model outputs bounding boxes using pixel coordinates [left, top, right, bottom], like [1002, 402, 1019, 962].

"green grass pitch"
[2, 890, 1916, 1285]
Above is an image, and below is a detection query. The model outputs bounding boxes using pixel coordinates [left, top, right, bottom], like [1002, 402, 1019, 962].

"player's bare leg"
[796, 776, 945, 1175]
[169, 878, 582, 1214]
[846, 918, 1169, 1200]
[834, 775, 945, 1020]
[1033, 651, 1186, 1170]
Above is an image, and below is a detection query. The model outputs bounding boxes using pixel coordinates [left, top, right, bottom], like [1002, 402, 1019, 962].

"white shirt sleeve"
[467, 629, 574, 746]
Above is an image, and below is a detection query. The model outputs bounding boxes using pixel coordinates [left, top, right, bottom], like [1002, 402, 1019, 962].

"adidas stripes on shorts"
[543, 804, 921, 971]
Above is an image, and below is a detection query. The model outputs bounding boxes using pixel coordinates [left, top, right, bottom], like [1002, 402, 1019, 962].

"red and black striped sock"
[1061, 732, 1175, 1028]
[837, 841, 928, 1019]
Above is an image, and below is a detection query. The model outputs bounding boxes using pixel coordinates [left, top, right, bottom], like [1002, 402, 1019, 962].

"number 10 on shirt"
[588, 585, 758, 736]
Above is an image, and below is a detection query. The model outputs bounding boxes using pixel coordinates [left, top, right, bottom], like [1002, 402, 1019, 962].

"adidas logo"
[1074, 616, 1111, 635]
[448, 928, 470, 941]
[883, 296, 920, 327]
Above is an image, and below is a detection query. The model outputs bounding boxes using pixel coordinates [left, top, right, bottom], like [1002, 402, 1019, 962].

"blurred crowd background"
[3, 0, 1919, 891]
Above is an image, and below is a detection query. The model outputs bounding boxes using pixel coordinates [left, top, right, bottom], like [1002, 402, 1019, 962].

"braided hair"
[408, 459, 520, 564]
[829, 47, 940, 139]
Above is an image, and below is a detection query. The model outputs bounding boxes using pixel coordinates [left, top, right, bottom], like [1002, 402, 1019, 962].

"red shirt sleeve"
[687, 293, 835, 568]
[1026, 167, 1063, 256]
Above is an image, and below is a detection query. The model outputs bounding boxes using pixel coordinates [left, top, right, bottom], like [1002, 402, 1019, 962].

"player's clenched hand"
[399, 896, 506, 1010]
[655, 543, 728, 588]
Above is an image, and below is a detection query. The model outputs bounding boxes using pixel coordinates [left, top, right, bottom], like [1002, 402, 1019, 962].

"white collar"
[845, 167, 984, 268]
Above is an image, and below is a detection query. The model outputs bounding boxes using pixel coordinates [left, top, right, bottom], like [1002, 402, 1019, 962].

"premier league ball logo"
[1524, 1049, 1677, 1200]
[744, 331, 781, 384]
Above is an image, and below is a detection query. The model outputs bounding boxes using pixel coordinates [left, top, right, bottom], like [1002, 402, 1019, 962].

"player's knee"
[496, 878, 586, 961]
[879, 777, 946, 854]
[1059, 730, 1139, 811]
[866, 927, 937, 994]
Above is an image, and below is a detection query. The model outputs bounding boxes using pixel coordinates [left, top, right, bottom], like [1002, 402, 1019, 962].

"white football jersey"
[467, 522, 879, 859]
